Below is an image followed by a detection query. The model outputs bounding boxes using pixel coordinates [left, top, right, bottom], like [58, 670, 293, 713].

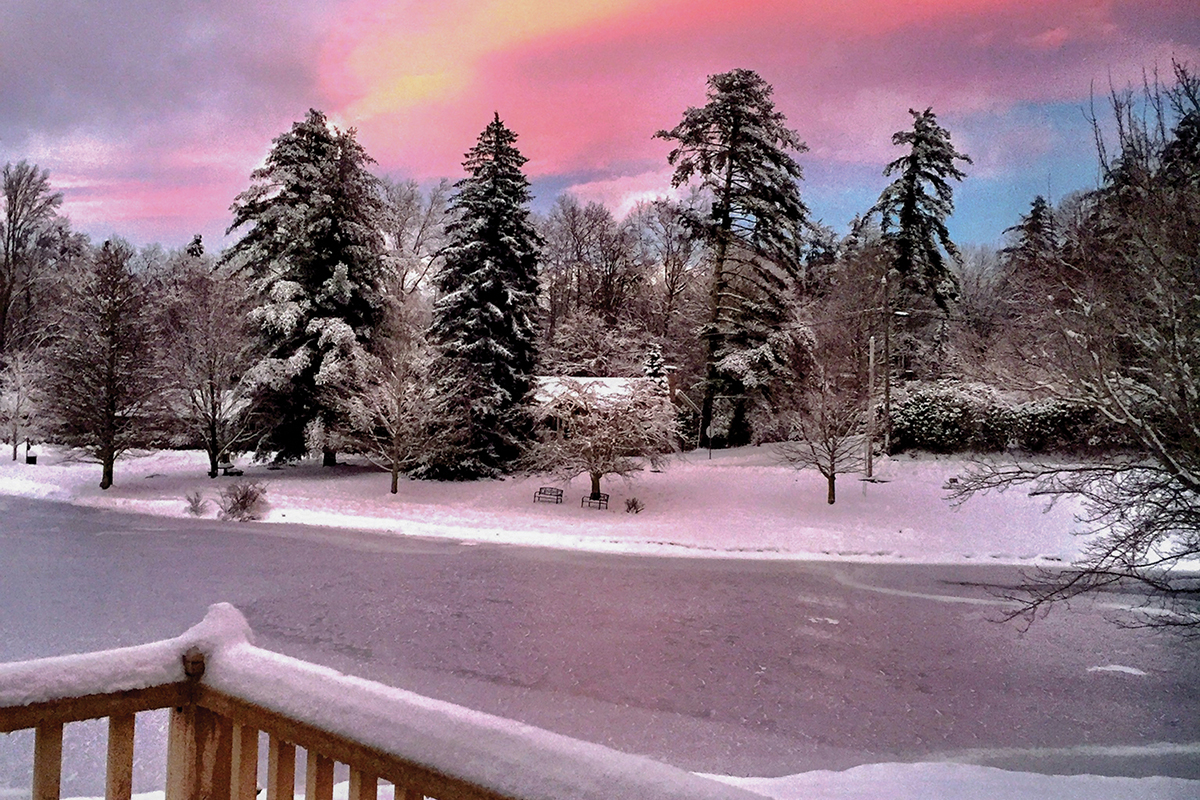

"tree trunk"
[207, 451, 219, 479]
[826, 471, 836, 505]
[100, 454, 115, 490]
[322, 447, 337, 467]
[590, 472, 602, 500]
[391, 463, 399, 494]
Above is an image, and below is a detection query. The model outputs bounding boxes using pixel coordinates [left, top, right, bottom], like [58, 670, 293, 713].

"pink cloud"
[321, 0, 1199, 186]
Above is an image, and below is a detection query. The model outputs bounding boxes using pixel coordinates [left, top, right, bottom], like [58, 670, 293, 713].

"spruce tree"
[875, 107, 971, 311]
[418, 114, 542, 480]
[226, 109, 386, 464]
[46, 240, 163, 489]
[1000, 194, 1061, 311]
[656, 68, 809, 448]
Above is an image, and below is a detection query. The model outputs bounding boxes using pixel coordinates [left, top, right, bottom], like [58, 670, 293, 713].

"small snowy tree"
[527, 379, 675, 500]
[656, 68, 810, 448]
[418, 114, 542, 480]
[159, 243, 262, 478]
[338, 298, 437, 494]
[226, 109, 387, 465]
[778, 322, 867, 505]
[642, 343, 668, 391]
[0, 350, 45, 460]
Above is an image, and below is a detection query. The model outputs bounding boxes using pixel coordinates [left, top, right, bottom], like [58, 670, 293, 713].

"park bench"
[581, 493, 609, 510]
[534, 486, 563, 504]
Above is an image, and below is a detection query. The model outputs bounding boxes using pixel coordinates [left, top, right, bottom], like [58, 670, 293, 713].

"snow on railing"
[0, 604, 761, 800]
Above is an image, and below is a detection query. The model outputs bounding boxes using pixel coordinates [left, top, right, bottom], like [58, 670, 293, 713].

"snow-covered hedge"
[890, 383, 1123, 454]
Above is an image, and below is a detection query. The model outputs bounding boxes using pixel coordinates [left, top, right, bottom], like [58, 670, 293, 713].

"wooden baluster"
[347, 768, 378, 800]
[195, 708, 233, 800]
[106, 713, 136, 800]
[267, 737, 296, 800]
[32, 722, 64, 800]
[231, 725, 259, 800]
[304, 752, 334, 800]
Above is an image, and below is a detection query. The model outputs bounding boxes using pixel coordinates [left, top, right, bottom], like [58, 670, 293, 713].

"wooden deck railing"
[0, 604, 761, 800]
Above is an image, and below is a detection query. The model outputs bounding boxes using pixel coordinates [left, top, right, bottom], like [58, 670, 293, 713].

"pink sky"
[2, 0, 1197, 248]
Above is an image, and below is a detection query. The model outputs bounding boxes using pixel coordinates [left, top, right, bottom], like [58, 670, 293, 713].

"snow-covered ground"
[5, 446, 1198, 800]
[1, 445, 1087, 564]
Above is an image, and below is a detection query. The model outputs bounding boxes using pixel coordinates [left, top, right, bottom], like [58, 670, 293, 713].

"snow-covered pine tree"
[46, 240, 165, 489]
[225, 109, 387, 464]
[642, 344, 668, 392]
[875, 108, 971, 311]
[656, 68, 809, 448]
[999, 195, 1061, 312]
[417, 113, 542, 480]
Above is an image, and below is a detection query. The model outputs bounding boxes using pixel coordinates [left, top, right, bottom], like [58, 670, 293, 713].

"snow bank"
[704, 762, 1200, 800]
[0, 446, 1089, 565]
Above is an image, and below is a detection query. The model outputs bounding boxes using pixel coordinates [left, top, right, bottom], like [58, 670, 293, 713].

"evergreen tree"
[46, 240, 163, 489]
[642, 343, 668, 392]
[418, 114, 542, 480]
[226, 109, 387, 464]
[1000, 195, 1061, 312]
[656, 68, 810, 448]
[875, 108, 971, 311]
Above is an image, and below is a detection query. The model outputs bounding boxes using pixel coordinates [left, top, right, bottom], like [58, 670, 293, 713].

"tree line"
[1, 64, 1197, 626]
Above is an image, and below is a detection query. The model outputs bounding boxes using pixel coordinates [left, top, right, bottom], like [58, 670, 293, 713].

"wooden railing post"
[106, 713, 136, 800]
[165, 704, 198, 800]
[32, 722, 64, 800]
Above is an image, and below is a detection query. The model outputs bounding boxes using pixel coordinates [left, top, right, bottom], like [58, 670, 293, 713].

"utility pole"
[866, 335, 875, 478]
[881, 274, 891, 455]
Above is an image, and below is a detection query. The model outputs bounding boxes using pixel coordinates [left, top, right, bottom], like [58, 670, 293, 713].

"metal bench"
[581, 493, 609, 510]
[533, 486, 563, 504]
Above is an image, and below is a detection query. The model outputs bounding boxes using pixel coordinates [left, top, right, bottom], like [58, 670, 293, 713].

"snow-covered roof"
[533, 376, 656, 405]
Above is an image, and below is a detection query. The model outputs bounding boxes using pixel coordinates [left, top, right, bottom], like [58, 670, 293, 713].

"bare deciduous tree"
[951, 62, 1200, 632]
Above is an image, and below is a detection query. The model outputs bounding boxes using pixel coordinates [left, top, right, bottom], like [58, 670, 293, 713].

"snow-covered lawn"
[1, 445, 1086, 564]
[5, 446, 1197, 800]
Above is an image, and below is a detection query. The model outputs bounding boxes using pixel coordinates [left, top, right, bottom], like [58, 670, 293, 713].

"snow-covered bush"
[1010, 399, 1094, 452]
[217, 481, 268, 521]
[890, 383, 1009, 453]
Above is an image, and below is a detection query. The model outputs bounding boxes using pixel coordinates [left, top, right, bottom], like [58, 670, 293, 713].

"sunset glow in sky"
[3, 0, 1198, 248]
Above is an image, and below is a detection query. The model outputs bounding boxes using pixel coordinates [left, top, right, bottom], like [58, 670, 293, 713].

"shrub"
[890, 384, 1008, 453]
[184, 491, 208, 517]
[217, 481, 268, 521]
[625, 497, 645, 514]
